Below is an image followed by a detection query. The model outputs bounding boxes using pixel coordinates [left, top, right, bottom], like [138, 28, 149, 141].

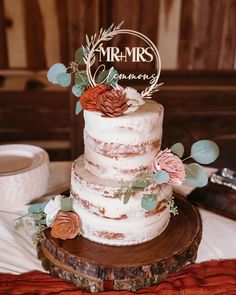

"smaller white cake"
[84, 100, 163, 181]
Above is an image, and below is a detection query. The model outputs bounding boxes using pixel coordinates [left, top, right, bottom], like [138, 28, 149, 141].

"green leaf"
[72, 85, 83, 97]
[28, 202, 47, 214]
[56, 72, 71, 87]
[185, 163, 208, 187]
[123, 191, 131, 204]
[75, 100, 83, 115]
[141, 195, 157, 211]
[47, 63, 66, 84]
[60, 198, 73, 211]
[107, 67, 119, 86]
[75, 48, 85, 64]
[190, 140, 219, 164]
[154, 170, 169, 184]
[75, 70, 88, 85]
[171, 142, 184, 158]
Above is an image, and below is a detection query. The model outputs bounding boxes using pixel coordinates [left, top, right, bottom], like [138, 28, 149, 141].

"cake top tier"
[84, 100, 163, 145]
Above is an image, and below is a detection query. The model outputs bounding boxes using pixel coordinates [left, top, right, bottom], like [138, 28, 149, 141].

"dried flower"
[123, 87, 145, 113]
[97, 89, 128, 117]
[150, 148, 186, 185]
[50, 211, 81, 240]
[80, 84, 110, 111]
[44, 195, 61, 226]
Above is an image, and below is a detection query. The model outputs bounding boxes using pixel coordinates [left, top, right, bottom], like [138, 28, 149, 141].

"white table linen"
[0, 162, 235, 274]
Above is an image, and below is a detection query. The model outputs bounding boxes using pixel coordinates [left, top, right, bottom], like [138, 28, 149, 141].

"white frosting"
[84, 100, 164, 181]
[71, 157, 172, 246]
[84, 100, 163, 144]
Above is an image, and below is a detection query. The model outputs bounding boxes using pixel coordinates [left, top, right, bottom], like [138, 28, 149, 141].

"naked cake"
[70, 99, 173, 245]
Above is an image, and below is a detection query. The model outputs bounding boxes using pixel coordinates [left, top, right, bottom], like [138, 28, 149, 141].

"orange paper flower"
[50, 211, 81, 240]
[80, 84, 111, 111]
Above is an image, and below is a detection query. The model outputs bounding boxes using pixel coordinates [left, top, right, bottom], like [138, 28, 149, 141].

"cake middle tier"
[71, 157, 173, 246]
[84, 100, 163, 181]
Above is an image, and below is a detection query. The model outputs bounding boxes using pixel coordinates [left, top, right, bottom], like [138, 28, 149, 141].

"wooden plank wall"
[0, 0, 235, 165]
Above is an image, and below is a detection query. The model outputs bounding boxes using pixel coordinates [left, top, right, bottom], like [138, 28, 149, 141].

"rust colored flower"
[80, 84, 111, 111]
[150, 148, 186, 185]
[50, 211, 81, 240]
[97, 89, 128, 117]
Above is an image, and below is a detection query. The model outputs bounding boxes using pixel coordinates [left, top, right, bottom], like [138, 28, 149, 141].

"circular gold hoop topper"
[83, 22, 162, 99]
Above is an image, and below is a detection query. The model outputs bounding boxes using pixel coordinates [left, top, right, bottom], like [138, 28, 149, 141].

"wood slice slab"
[37, 194, 202, 292]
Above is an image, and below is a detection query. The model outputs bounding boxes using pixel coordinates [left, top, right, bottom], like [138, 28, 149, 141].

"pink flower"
[150, 148, 186, 185]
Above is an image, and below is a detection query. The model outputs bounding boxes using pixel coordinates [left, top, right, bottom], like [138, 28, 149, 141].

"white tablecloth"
[0, 162, 235, 274]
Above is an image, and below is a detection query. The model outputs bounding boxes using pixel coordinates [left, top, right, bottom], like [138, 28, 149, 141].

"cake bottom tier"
[71, 157, 173, 246]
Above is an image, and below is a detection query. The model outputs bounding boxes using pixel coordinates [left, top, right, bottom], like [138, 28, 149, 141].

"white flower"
[123, 87, 145, 113]
[44, 195, 62, 226]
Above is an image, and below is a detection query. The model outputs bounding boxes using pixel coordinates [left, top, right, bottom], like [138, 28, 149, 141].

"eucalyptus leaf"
[75, 100, 83, 115]
[75, 48, 85, 64]
[28, 202, 47, 214]
[154, 170, 169, 184]
[171, 142, 184, 158]
[123, 191, 131, 204]
[47, 63, 66, 84]
[141, 195, 157, 211]
[107, 67, 119, 86]
[61, 198, 73, 211]
[190, 140, 219, 164]
[72, 85, 83, 97]
[56, 72, 72, 87]
[185, 163, 208, 187]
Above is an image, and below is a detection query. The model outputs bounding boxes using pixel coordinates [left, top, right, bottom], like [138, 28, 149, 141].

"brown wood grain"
[0, 90, 70, 161]
[67, 0, 100, 158]
[0, 92, 69, 130]
[178, 0, 194, 69]
[158, 0, 182, 69]
[192, 0, 235, 70]
[3, 0, 27, 68]
[38, 0, 61, 68]
[0, 0, 8, 68]
[205, 0, 225, 70]
[110, 0, 159, 72]
[23, 0, 46, 69]
[1, 260, 236, 294]
[218, 0, 236, 69]
[0, 90, 68, 108]
[37, 194, 202, 292]
[0, 129, 69, 142]
[56, 0, 69, 65]
[192, 0, 210, 69]
[0, 0, 236, 71]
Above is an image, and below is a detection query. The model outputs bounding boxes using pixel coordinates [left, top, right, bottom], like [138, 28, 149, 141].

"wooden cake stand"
[37, 194, 202, 292]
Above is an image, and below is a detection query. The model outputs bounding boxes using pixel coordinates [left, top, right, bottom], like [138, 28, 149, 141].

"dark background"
[0, 0, 235, 168]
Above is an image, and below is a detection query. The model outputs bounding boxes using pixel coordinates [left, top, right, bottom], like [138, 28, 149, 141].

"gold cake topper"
[83, 21, 162, 99]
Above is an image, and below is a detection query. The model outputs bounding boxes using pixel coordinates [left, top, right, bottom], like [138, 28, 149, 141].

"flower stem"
[182, 155, 192, 162]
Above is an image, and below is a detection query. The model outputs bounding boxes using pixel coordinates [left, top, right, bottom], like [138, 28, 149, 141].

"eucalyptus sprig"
[170, 140, 219, 187]
[47, 49, 119, 116]
[167, 196, 178, 216]
[15, 201, 47, 244]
